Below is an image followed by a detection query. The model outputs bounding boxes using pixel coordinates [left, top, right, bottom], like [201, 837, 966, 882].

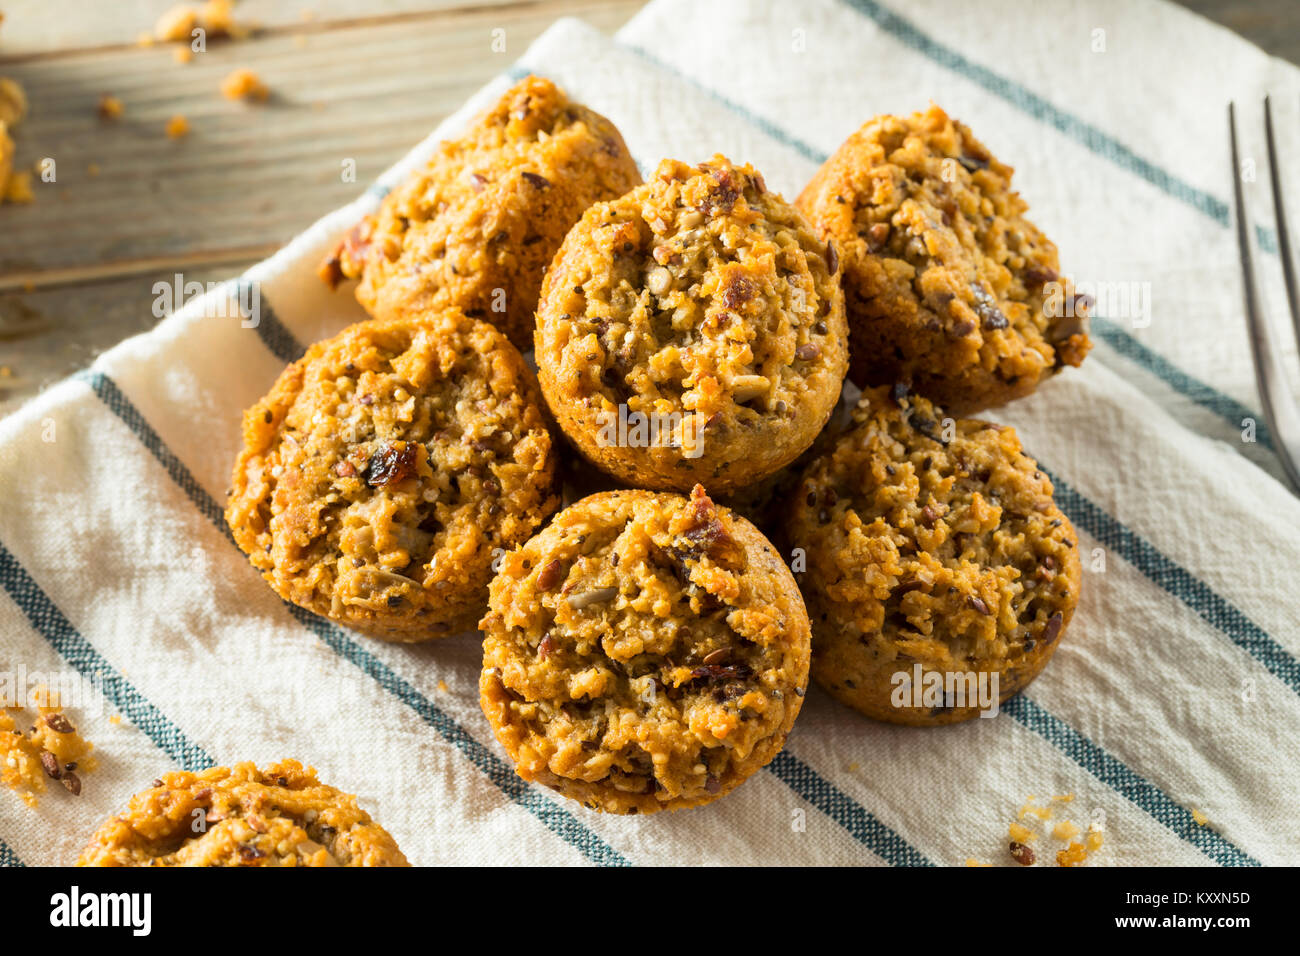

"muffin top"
[534, 154, 848, 493]
[479, 486, 810, 813]
[320, 75, 641, 351]
[797, 105, 1090, 414]
[790, 384, 1080, 673]
[77, 760, 408, 866]
[225, 307, 558, 640]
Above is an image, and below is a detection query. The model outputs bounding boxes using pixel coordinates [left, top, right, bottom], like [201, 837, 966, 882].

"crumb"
[136, 31, 156, 48]
[847, 761, 860, 772]
[1086, 822, 1104, 851]
[154, 4, 199, 43]
[1052, 793, 1075, 803]
[1, 687, 97, 806]
[0, 366, 12, 378]
[1008, 821, 1035, 844]
[165, 114, 190, 139]
[108, 714, 122, 725]
[1018, 801, 1052, 821]
[1056, 841, 1087, 867]
[98, 94, 124, 120]
[964, 858, 992, 867]
[436, 679, 449, 693]
[201, 0, 250, 39]
[173, 45, 194, 64]
[1191, 807, 1209, 826]
[87, 163, 100, 178]
[221, 68, 269, 102]
[3, 170, 34, 203]
[1052, 820, 1080, 841]
[0, 76, 27, 127]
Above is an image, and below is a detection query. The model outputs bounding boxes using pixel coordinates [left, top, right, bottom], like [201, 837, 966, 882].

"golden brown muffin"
[320, 75, 641, 351]
[77, 760, 408, 866]
[226, 307, 559, 642]
[785, 385, 1081, 725]
[480, 486, 811, 813]
[535, 155, 848, 494]
[796, 105, 1090, 415]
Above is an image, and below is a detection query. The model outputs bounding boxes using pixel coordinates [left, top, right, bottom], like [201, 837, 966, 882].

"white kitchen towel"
[3, 0, 1299, 866]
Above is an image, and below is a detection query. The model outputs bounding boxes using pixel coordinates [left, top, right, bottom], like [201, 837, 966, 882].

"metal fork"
[1229, 97, 1300, 493]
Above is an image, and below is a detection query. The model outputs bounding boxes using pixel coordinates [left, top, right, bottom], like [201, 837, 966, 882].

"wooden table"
[0, 0, 1292, 416]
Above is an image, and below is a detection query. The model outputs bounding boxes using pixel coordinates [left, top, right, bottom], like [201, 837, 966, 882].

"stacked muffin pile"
[81, 75, 1094, 863]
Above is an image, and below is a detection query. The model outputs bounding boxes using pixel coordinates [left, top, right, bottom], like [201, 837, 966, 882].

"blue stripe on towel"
[78, 369, 629, 868]
[239, 294, 927, 867]
[0, 839, 24, 867]
[0, 541, 215, 772]
[1091, 318, 1273, 450]
[1002, 697, 1260, 866]
[1045, 469, 1299, 696]
[768, 751, 934, 865]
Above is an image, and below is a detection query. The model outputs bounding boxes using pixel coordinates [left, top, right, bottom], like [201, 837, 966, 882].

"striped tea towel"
[3, 0, 1299, 866]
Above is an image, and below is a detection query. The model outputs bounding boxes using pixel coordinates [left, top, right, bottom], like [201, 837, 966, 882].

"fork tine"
[1263, 96, 1300, 346]
[1229, 100, 1300, 493]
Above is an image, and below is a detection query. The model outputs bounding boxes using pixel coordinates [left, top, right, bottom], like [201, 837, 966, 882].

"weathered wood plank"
[0, 0, 642, 285]
[0, 1, 542, 58]
[0, 262, 260, 417]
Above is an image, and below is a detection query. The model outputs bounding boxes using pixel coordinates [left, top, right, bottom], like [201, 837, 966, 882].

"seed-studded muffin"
[226, 307, 559, 642]
[796, 105, 1090, 415]
[77, 760, 409, 866]
[534, 155, 848, 495]
[786, 385, 1081, 726]
[319, 75, 641, 351]
[480, 486, 811, 813]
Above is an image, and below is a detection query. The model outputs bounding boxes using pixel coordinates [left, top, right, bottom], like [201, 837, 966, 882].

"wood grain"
[0, 0, 642, 415]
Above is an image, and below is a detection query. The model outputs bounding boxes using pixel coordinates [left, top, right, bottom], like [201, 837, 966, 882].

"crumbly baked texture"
[480, 486, 811, 813]
[785, 385, 1080, 725]
[1, 688, 97, 806]
[77, 760, 408, 866]
[535, 155, 848, 494]
[226, 307, 559, 641]
[320, 75, 640, 351]
[796, 105, 1090, 415]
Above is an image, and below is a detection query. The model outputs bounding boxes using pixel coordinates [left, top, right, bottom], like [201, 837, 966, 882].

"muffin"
[320, 75, 641, 351]
[480, 485, 811, 813]
[534, 155, 848, 495]
[226, 307, 559, 642]
[786, 385, 1081, 725]
[796, 105, 1090, 415]
[77, 760, 408, 866]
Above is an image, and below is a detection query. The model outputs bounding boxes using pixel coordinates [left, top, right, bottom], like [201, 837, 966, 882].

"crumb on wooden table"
[98, 94, 124, 119]
[221, 68, 269, 102]
[3, 169, 33, 203]
[173, 45, 194, 64]
[166, 114, 190, 139]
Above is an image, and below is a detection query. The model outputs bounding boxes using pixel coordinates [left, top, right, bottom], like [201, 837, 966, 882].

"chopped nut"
[565, 586, 617, 609]
[536, 559, 563, 591]
[731, 374, 769, 404]
[1009, 841, 1035, 865]
[647, 266, 671, 295]
[1056, 841, 1087, 867]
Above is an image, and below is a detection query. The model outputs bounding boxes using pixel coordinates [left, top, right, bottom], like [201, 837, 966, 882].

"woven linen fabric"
[2, 0, 1299, 866]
